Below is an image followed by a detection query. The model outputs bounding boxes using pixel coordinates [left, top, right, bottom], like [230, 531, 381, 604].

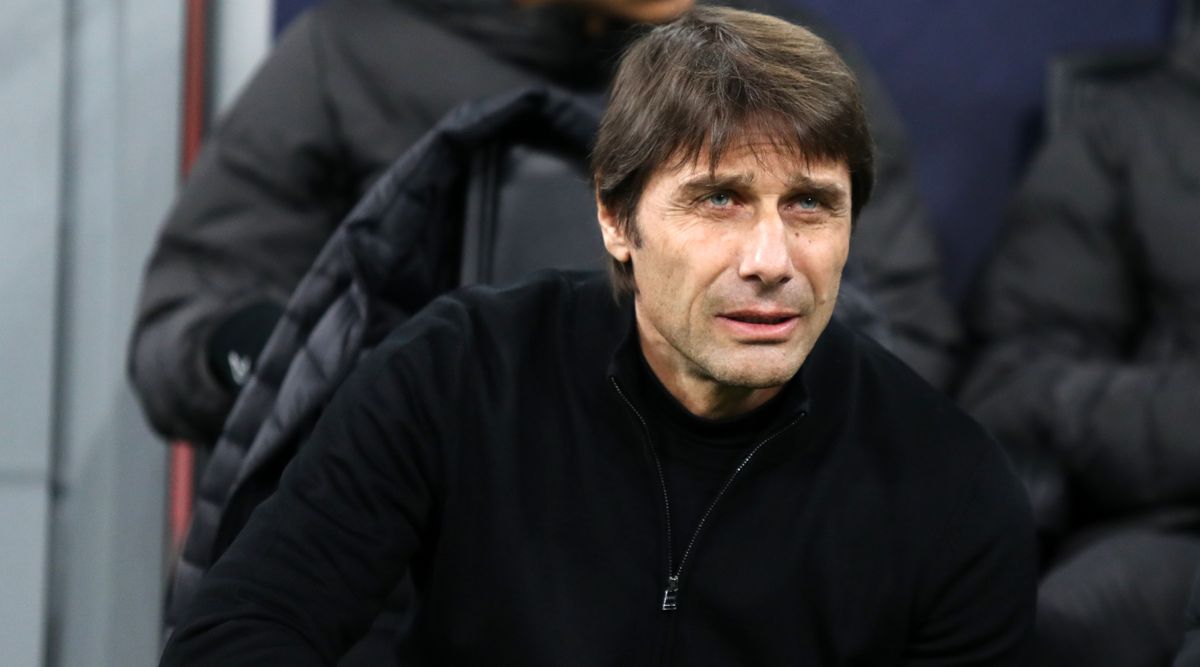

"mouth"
[717, 309, 802, 340]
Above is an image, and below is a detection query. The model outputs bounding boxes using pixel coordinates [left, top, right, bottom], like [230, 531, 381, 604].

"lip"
[716, 310, 801, 341]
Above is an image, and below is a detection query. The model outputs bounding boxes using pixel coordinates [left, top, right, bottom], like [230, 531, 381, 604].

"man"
[129, 0, 959, 446]
[162, 8, 1032, 665]
[961, 28, 1200, 667]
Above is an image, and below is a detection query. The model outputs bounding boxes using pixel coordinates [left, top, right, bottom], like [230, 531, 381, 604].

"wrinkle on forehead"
[672, 138, 850, 193]
[676, 169, 849, 196]
[662, 110, 847, 180]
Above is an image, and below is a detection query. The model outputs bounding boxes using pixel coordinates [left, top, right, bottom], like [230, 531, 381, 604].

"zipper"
[662, 575, 679, 611]
[610, 376, 806, 614]
[610, 377, 677, 607]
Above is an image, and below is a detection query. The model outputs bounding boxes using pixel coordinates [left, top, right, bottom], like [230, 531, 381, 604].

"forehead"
[655, 136, 850, 188]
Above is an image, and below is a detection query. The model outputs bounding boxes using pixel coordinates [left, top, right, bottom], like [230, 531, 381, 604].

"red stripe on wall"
[169, 442, 195, 550]
[178, 0, 205, 175]
[170, 0, 210, 554]
[182, 0, 208, 175]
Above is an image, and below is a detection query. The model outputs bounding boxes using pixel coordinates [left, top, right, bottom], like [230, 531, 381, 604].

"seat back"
[1045, 49, 1164, 135]
[461, 139, 602, 285]
[1046, 0, 1199, 135]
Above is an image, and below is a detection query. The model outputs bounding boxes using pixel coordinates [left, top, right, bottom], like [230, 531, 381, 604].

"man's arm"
[129, 10, 355, 443]
[160, 339, 443, 665]
[961, 99, 1200, 515]
[905, 441, 1037, 666]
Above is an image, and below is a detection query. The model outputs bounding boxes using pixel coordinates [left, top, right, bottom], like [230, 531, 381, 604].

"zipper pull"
[661, 575, 679, 611]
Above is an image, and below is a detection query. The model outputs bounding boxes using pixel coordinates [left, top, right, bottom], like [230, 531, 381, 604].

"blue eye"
[707, 192, 733, 207]
[797, 196, 820, 210]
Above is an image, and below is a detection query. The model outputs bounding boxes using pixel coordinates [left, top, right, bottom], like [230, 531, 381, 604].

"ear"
[596, 190, 633, 264]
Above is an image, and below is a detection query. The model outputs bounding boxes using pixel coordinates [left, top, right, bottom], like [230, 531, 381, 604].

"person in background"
[160, 9, 1034, 664]
[961, 28, 1200, 667]
[128, 0, 959, 446]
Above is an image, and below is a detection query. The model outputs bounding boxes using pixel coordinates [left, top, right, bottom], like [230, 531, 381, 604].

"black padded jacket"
[960, 35, 1200, 536]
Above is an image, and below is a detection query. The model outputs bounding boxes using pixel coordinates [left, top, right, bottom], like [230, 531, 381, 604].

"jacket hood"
[398, 0, 643, 87]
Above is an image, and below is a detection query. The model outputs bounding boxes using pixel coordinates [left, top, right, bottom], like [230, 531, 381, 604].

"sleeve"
[959, 99, 1200, 518]
[159, 339, 444, 665]
[841, 39, 963, 391]
[904, 442, 1038, 666]
[128, 10, 357, 443]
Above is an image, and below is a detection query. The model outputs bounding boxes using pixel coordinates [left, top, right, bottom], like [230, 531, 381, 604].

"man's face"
[599, 139, 852, 414]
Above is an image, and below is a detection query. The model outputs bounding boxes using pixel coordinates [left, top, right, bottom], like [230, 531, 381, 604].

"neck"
[636, 317, 783, 422]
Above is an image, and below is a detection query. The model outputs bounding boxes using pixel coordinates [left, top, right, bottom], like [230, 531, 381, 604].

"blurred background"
[0, 0, 1182, 664]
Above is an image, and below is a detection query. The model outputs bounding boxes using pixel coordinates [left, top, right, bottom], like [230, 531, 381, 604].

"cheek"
[791, 231, 850, 286]
[642, 245, 722, 328]
[642, 225, 724, 285]
[823, 239, 850, 276]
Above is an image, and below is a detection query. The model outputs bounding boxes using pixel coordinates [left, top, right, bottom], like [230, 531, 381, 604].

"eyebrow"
[677, 173, 755, 197]
[790, 176, 849, 204]
[676, 172, 849, 202]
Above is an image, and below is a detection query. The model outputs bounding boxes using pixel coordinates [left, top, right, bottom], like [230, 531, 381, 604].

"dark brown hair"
[592, 5, 875, 296]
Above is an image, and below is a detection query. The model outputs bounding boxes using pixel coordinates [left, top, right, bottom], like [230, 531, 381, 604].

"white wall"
[0, 2, 67, 665]
[44, 2, 183, 664]
[0, 1, 183, 665]
[1, 1, 277, 663]
[213, 0, 273, 114]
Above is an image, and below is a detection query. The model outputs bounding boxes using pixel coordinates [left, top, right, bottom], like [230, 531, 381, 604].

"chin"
[704, 354, 803, 389]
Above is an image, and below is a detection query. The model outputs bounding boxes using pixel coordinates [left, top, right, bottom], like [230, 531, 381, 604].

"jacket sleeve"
[959, 99, 1200, 517]
[159, 335, 445, 665]
[905, 440, 1037, 666]
[128, 10, 356, 443]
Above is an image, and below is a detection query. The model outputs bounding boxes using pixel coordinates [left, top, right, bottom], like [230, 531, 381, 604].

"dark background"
[272, 0, 1178, 299]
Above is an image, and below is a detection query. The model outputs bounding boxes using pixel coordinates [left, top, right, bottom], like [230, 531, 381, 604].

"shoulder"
[314, 0, 437, 37]
[810, 320, 1025, 505]
[310, 0, 484, 82]
[374, 269, 619, 371]
[813, 322, 1035, 583]
[313, 0, 550, 88]
[432, 269, 616, 338]
[811, 319, 980, 439]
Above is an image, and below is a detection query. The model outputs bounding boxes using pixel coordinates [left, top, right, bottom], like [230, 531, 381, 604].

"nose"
[737, 211, 793, 287]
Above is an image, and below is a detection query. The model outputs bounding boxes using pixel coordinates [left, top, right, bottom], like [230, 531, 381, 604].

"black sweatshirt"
[162, 271, 1033, 666]
[622, 331, 794, 569]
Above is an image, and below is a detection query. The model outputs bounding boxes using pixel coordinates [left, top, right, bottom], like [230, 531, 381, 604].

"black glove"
[206, 301, 285, 391]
